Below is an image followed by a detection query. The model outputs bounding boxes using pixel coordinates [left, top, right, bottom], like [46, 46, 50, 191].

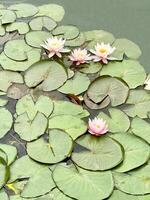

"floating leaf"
[25, 31, 51, 48]
[72, 134, 123, 171]
[52, 25, 79, 40]
[4, 39, 32, 61]
[113, 38, 142, 59]
[0, 144, 17, 165]
[131, 117, 150, 144]
[59, 72, 90, 95]
[123, 89, 150, 118]
[113, 161, 150, 195]
[100, 60, 146, 89]
[35, 4, 65, 22]
[0, 189, 9, 200]
[8, 4, 38, 18]
[29, 16, 57, 31]
[14, 112, 47, 142]
[87, 76, 129, 106]
[0, 50, 41, 71]
[49, 188, 73, 200]
[16, 94, 53, 120]
[108, 190, 138, 200]
[24, 61, 67, 91]
[0, 108, 13, 139]
[0, 98, 8, 106]
[66, 32, 85, 47]
[79, 62, 102, 74]
[49, 115, 87, 140]
[53, 163, 114, 200]
[6, 22, 29, 34]
[0, 158, 9, 189]
[98, 108, 130, 133]
[27, 129, 73, 164]
[0, 9, 16, 24]
[110, 133, 150, 172]
[0, 24, 5, 36]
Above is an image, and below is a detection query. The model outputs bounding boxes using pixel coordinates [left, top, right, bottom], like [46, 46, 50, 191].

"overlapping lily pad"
[6, 22, 29, 34]
[0, 9, 16, 24]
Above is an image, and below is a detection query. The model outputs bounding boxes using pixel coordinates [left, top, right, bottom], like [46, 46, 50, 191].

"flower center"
[96, 125, 100, 128]
[99, 48, 108, 54]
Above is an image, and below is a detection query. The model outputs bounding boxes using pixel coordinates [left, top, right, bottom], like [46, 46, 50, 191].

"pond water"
[2, 0, 150, 72]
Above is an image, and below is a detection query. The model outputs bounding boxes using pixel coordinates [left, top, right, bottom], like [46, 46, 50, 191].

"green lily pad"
[0, 50, 41, 71]
[27, 129, 73, 164]
[131, 117, 150, 144]
[9, 155, 45, 183]
[35, 4, 65, 22]
[0, 98, 8, 106]
[59, 72, 90, 95]
[100, 60, 146, 89]
[52, 25, 79, 40]
[21, 167, 55, 198]
[53, 163, 114, 200]
[24, 61, 67, 91]
[49, 115, 87, 140]
[123, 89, 150, 118]
[0, 70, 23, 92]
[0, 161, 9, 190]
[72, 134, 123, 171]
[16, 94, 53, 120]
[0, 144, 17, 165]
[29, 16, 57, 31]
[113, 161, 150, 195]
[0, 189, 9, 200]
[8, 4, 38, 18]
[0, 24, 5, 36]
[4, 39, 32, 61]
[14, 112, 47, 142]
[110, 133, 150, 172]
[113, 38, 142, 59]
[79, 62, 102, 74]
[49, 188, 73, 200]
[65, 32, 86, 47]
[6, 22, 29, 34]
[98, 108, 130, 133]
[0, 108, 13, 139]
[108, 190, 138, 200]
[51, 100, 89, 118]
[87, 76, 129, 106]
[25, 31, 51, 48]
[0, 9, 16, 24]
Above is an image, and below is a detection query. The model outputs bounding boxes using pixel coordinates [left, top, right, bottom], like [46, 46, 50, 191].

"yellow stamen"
[99, 48, 108, 54]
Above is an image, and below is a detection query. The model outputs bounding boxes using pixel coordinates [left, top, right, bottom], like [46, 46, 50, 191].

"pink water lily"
[90, 42, 116, 64]
[88, 117, 108, 136]
[69, 48, 92, 65]
[41, 37, 70, 58]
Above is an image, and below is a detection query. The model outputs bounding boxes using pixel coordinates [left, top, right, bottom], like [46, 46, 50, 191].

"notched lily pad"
[6, 22, 29, 34]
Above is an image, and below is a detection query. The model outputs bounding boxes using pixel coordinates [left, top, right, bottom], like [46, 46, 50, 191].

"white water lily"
[69, 48, 92, 65]
[90, 42, 116, 64]
[144, 75, 150, 90]
[41, 37, 70, 58]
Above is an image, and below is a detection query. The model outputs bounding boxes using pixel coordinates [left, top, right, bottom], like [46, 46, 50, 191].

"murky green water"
[1, 0, 150, 72]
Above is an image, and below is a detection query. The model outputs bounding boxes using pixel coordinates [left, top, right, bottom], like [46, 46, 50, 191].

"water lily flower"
[90, 42, 116, 64]
[88, 117, 108, 136]
[69, 48, 92, 65]
[144, 75, 150, 90]
[41, 37, 70, 58]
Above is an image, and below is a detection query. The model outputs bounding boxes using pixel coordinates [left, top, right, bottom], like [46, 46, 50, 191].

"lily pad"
[0, 50, 41, 71]
[0, 9, 16, 24]
[110, 133, 150, 172]
[29, 16, 57, 31]
[53, 163, 114, 200]
[79, 62, 102, 74]
[113, 38, 142, 59]
[0, 161, 9, 189]
[0, 189, 9, 200]
[6, 22, 29, 34]
[52, 25, 79, 40]
[87, 76, 129, 106]
[14, 112, 47, 141]
[49, 188, 73, 200]
[16, 94, 53, 120]
[100, 60, 146, 89]
[131, 117, 150, 144]
[0, 108, 13, 139]
[8, 4, 38, 18]
[59, 72, 90, 95]
[35, 4, 65, 22]
[0, 98, 8, 106]
[0, 24, 5, 36]
[72, 134, 123, 171]
[4, 39, 32, 61]
[113, 161, 150, 195]
[108, 190, 138, 200]
[49, 115, 87, 140]
[24, 60, 67, 91]
[0, 144, 17, 165]
[27, 129, 73, 164]
[98, 108, 130, 133]
[123, 89, 150, 118]
[65, 32, 86, 47]
[25, 31, 51, 48]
